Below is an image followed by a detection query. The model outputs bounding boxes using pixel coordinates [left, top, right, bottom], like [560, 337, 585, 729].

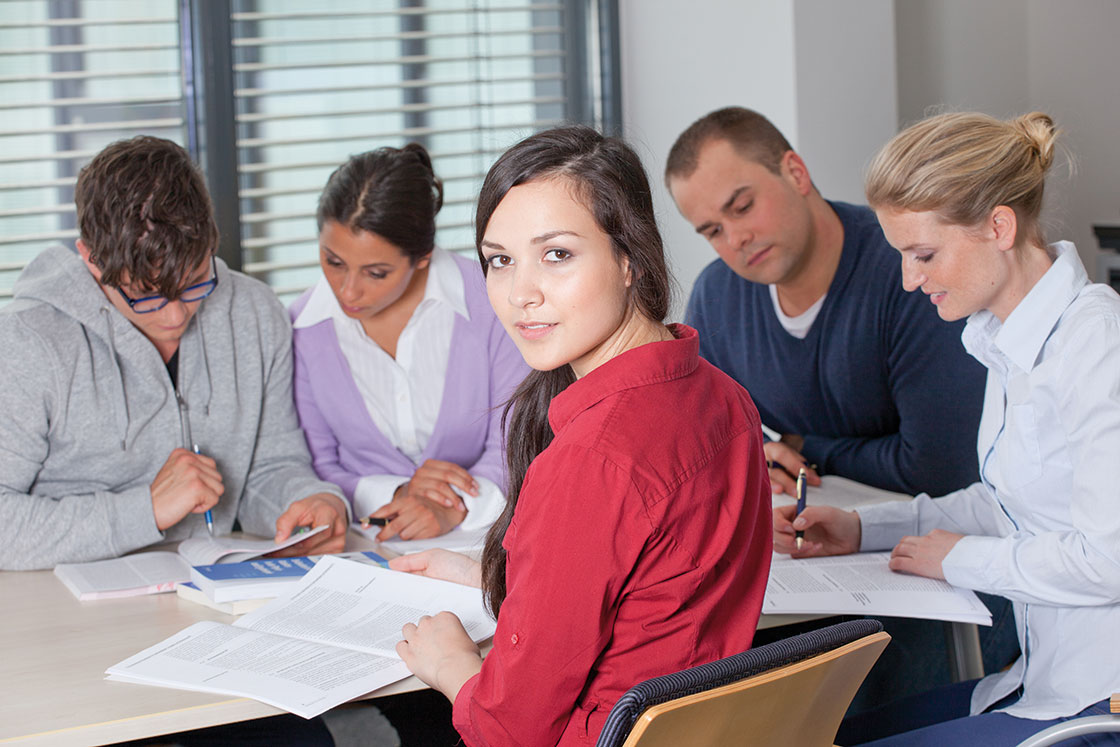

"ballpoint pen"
[795, 466, 807, 551]
[193, 443, 214, 536]
[359, 513, 398, 529]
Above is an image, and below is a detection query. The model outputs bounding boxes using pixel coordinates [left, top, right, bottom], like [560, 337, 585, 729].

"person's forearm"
[435, 653, 484, 703]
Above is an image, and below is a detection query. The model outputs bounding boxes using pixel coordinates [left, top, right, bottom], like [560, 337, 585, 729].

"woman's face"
[875, 207, 1014, 322]
[318, 220, 429, 322]
[480, 178, 636, 378]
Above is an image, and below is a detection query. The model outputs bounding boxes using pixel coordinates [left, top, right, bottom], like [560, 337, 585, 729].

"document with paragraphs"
[763, 552, 992, 625]
[105, 555, 495, 718]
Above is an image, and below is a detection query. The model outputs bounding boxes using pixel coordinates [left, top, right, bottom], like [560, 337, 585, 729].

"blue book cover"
[190, 551, 389, 602]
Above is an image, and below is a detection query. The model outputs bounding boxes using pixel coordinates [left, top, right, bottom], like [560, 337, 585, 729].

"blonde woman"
[775, 112, 1120, 745]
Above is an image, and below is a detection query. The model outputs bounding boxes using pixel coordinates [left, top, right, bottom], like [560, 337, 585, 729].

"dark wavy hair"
[76, 136, 218, 296]
[316, 142, 443, 263]
[475, 125, 671, 616]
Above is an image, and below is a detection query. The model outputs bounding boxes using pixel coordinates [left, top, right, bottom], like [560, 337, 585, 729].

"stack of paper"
[106, 555, 496, 718]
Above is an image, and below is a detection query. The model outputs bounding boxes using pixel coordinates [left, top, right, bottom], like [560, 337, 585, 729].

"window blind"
[0, 1, 617, 307]
[0, 1, 185, 302]
[230, 1, 577, 301]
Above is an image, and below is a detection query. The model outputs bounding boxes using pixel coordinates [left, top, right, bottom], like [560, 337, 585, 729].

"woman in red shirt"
[392, 125, 773, 746]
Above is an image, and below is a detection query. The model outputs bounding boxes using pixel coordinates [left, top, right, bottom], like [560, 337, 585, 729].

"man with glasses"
[0, 135, 350, 571]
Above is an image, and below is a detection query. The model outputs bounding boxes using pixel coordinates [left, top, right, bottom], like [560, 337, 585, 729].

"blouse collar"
[963, 241, 1087, 373]
[548, 323, 699, 434]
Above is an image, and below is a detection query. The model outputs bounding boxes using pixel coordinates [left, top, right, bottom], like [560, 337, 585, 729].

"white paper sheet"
[772, 475, 911, 511]
[358, 525, 490, 560]
[177, 525, 329, 565]
[763, 552, 993, 625]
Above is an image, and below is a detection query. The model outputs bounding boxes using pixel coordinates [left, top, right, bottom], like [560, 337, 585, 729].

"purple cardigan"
[290, 253, 528, 502]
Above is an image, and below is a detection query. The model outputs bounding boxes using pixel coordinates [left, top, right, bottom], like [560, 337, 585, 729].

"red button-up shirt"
[452, 324, 772, 745]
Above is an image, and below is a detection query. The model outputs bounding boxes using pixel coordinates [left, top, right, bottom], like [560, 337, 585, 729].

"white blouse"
[857, 241, 1120, 719]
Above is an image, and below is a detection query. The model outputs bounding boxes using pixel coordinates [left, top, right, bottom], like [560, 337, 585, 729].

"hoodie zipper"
[175, 388, 192, 450]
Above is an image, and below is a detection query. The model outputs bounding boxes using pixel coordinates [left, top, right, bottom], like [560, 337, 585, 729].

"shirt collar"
[962, 241, 1088, 372]
[548, 323, 699, 434]
[291, 246, 469, 330]
[423, 247, 470, 321]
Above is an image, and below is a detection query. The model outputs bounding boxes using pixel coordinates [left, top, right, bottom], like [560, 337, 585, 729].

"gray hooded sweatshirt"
[0, 245, 345, 570]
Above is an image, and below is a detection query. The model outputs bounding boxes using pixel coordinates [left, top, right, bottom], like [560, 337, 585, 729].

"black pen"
[794, 467, 807, 551]
[359, 513, 398, 529]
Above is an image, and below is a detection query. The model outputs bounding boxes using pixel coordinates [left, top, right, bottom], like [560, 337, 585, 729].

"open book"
[763, 552, 993, 625]
[106, 555, 496, 718]
[53, 526, 329, 600]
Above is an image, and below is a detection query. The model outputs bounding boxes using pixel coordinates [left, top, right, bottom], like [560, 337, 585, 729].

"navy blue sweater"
[685, 201, 984, 496]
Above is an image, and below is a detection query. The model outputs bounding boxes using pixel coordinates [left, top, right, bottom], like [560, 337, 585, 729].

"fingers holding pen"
[772, 504, 861, 558]
[150, 448, 224, 531]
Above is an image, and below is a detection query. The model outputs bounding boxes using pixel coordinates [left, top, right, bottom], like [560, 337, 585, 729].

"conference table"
[1, 514, 984, 747]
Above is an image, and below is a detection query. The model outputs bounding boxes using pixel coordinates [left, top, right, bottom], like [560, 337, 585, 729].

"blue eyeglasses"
[115, 257, 218, 314]
[115, 258, 218, 313]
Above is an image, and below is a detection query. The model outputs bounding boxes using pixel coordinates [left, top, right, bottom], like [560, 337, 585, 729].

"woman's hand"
[389, 549, 482, 588]
[773, 504, 861, 557]
[397, 612, 483, 701]
[371, 493, 466, 541]
[407, 459, 479, 510]
[889, 530, 963, 580]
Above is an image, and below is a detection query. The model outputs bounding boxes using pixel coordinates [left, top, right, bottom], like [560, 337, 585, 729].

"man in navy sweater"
[665, 107, 1016, 708]
[665, 106, 984, 498]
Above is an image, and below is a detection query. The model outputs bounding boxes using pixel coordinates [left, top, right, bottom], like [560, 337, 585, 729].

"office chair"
[1016, 709, 1120, 746]
[595, 618, 889, 747]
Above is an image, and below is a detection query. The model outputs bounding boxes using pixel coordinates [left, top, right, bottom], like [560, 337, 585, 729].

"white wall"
[894, 0, 1030, 125]
[618, 0, 797, 319]
[793, 0, 898, 203]
[894, 0, 1120, 276]
[619, 0, 896, 319]
[1026, 1, 1120, 276]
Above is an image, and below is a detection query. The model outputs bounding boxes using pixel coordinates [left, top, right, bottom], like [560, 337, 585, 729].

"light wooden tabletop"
[0, 532, 423, 747]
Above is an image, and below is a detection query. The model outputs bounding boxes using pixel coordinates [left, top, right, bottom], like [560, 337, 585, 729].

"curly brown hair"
[75, 136, 218, 297]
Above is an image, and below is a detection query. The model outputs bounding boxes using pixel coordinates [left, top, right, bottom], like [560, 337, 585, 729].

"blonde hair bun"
[865, 110, 1060, 248]
[1012, 111, 1058, 173]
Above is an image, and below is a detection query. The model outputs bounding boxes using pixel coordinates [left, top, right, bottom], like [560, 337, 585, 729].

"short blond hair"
[865, 111, 1058, 247]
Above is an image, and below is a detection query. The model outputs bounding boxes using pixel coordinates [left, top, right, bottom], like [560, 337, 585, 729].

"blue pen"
[193, 443, 214, 536]
[794, 467, 807, 551]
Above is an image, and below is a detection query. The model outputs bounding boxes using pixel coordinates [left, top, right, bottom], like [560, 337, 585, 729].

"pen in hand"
[359, 513, 398, 530]
[193, 443, 214, 536]
[794, 466, 807, 551]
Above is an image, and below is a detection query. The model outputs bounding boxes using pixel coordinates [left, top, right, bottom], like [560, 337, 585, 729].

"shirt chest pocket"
[996, 402, 1043, 490]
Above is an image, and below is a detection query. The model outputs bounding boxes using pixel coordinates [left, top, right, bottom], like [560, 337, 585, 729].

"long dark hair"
[476, 125, 671, 616]
[316, 142, 443, 262]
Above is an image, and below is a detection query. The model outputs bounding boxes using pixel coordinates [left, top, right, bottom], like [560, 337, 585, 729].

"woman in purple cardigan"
[291, 144, 527, 543]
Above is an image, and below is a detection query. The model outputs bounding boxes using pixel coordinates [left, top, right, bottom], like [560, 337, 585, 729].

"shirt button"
[510, 633, 519, 645]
